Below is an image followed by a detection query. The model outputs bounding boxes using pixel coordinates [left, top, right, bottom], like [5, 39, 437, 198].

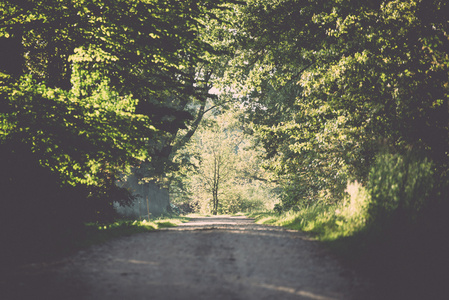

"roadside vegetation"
[6, 215, 189, 268]
[80, 215, 190, 248]
[249, 181, 369, 241]
[249, 170, 447, 298]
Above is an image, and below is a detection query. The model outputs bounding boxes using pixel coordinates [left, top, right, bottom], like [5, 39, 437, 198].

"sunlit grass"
[78, 215, 190, 249]
[249, 181, 370, 242]
[153, 215, 190, 226]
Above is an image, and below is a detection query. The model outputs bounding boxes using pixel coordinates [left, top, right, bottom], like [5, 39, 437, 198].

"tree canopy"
[1, 0, 240, 195]
[0, 0, 243, 258]
[219, 0, 449, 211]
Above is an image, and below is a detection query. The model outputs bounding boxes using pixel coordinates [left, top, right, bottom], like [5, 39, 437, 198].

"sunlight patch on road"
[169, 223, 313, 241]
[252, 282, 338, 300]
[114, 258, 159, 266]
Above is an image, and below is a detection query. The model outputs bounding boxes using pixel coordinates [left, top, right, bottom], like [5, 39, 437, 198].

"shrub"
[252, 181, 371, 241]
[367, 151, 434, 228]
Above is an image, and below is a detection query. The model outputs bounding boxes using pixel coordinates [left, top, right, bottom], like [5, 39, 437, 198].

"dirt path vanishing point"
[2, 216, 373, 300]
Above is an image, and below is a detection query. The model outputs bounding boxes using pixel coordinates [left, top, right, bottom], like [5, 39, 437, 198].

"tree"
[0, 0, 244, 261]
[170, 105, 276, 214]
[186, 109, 240, 215]
[226, 0, 449, 210]
[0, 0, 243, 202]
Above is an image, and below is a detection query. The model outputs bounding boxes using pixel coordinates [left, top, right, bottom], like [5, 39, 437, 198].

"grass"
[3, 214, 191, 269]
[183, 213, 212, 217]
[247, 183, 379, 280]
[248, 182, 370, 242]
[21, 214, 191, 265]
[248, 182, 449, 299]
[78, 215, 190, 248]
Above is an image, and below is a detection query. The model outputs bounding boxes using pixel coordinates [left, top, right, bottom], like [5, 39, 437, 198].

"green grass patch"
[71, 215, 190, 252]
[249, 182, 370, 242]
[248, 182, 449, 299]
[249, 204, 365, 242]
[80, 220, 156, 248]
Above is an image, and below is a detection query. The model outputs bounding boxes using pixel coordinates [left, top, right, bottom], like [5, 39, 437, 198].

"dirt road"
[2, 216, 371, 299]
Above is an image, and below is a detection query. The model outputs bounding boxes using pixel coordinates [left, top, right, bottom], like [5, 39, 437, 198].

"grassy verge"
[248, 182, 369, 242]
[77, 215, 190, 249]
[6, 215, 190, 267]
[248, 184, 448, 299]
[2, 214, 191, 270]
[183, 213, 212, 217]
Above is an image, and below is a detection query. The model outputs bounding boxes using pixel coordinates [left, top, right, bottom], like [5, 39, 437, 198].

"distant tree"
[191, 110, 240, 215]
[170, 105, 276, 214]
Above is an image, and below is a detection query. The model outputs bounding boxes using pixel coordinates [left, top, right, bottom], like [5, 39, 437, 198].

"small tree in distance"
[170, 106, 278, 215]
[190, 109, 240, 215]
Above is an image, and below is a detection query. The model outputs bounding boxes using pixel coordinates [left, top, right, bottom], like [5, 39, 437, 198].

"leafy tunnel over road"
[2, 216, 372, 300]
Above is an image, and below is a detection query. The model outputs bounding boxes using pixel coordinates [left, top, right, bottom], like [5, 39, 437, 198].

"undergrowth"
[249, 181, 369, 242]
[6, 214, 190, 267]
[78, 215, 189, 249]
[249, 178, 449, 299]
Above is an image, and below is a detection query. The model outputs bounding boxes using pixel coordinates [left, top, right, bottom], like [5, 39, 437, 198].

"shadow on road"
[1, 216, 372, 300]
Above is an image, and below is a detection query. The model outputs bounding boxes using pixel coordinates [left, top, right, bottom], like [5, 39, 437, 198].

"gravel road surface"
[2, 216, 371, 299]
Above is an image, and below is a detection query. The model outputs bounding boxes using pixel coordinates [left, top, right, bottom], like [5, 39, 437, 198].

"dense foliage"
[223, 0, 449, 215]
[235, 2, 449, 296]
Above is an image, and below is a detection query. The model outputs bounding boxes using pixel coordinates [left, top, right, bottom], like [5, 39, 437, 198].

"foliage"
[0, 0, 245, 263]
[250, 181, 370, 241]
[227, 0, 449, 213]
[367, 151, 435, 228]
[1, 0, 241, 197]
[220, 179, 275, 214]
[170, 105, 278, 215]
[236, 8, 449, 297]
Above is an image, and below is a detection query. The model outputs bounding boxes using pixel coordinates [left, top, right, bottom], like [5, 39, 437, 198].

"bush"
[251, 181, 371, 241]
[0, 142, 135, 267]
[217, 181, 277, 214]
[367, 151, 434, 228]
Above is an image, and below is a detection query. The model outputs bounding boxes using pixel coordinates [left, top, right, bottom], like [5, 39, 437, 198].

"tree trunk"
[212, 152, 220, 215]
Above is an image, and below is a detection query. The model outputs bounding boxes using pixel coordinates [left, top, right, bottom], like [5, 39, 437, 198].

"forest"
[1, 0, 448, 289]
